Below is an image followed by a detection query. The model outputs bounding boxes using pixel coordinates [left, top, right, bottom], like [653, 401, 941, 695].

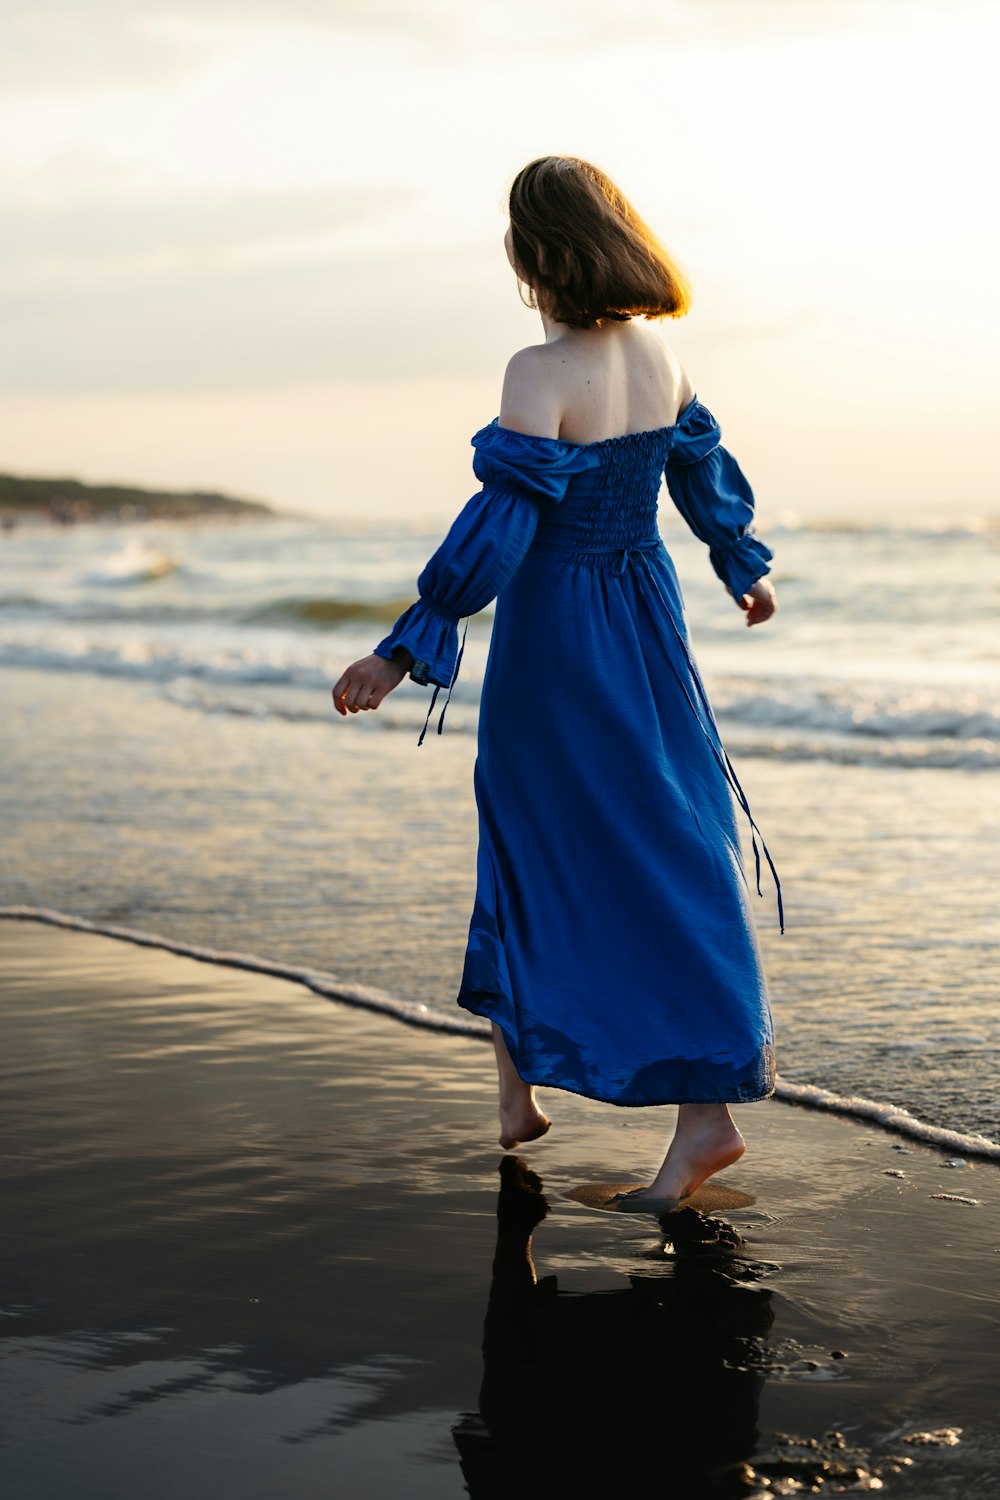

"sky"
[0, 0, 997, 523]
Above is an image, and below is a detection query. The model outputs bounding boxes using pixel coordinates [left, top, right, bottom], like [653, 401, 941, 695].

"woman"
[333, 155, 780, 1212]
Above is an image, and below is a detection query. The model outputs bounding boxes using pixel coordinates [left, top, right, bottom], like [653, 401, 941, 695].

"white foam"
[3, 636, 996, 768]
[0, 905, 490, 1039]
[771, 1077, 1000, 1159]
[4, 905, 1000, 1161]
[79, 539, 179, 586]
[710, 678, 1000, 743]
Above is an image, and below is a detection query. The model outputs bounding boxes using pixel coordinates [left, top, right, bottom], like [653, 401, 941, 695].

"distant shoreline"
[0, 470, 276, 527]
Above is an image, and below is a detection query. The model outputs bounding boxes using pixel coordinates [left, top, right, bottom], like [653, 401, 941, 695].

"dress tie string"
[622, 549, 785, 935]
[416, 685, 440, 748]
[417, 618, 469, 747]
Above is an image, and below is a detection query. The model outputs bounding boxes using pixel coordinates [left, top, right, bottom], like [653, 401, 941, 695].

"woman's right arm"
[331, 487, 542, 716]
[333, 352, 589, 719]
[332, 649, 409, 716]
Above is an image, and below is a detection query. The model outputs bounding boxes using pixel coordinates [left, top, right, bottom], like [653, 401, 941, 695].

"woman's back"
[506, 321, 694, 446]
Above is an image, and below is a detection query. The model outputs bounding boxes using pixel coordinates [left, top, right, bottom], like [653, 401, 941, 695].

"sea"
[2, 503, 998, 1148]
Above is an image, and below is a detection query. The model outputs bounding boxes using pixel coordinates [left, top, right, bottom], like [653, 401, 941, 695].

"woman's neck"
[539, 311, 632, 343]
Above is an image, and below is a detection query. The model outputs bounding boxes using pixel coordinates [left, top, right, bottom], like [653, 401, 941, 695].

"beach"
[2, 508, 999, 1495]
[2, 917, 998, 1498]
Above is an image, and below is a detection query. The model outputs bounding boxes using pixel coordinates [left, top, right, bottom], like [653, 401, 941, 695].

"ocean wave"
[767, 514, 1000, 539]
[241, 595, 418, 627]
[78, 539, 180, 586]
[712, 679, 1000, 742]
[156, 679, 480, 733]
[0, 632, 487, 694]
[0, 637, 321, 687]
[3, 905, 998, 1159]
[725, 735, 999, 772]
[155, 685, 998, 767]
[0, 594, 45, 610]
[0, 593, 439, 631]
[4, 638, 996, 740]
[1, 642, 997, 767]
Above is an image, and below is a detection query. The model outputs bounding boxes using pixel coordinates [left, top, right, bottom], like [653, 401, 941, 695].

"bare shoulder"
[498, 345, 563, 439]
[675, 362, 695, 411]
[644, 324, 692, 393]
[647, 325, 695, 408]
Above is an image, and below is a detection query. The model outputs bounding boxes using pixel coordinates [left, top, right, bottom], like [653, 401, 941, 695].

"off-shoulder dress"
[374, 394, 782, 1107]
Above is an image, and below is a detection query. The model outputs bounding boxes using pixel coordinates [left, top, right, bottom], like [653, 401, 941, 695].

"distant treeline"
[0, 471, 274, 524]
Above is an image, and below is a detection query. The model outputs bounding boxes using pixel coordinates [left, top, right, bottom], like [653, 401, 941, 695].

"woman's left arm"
[663, 400, 777, 626]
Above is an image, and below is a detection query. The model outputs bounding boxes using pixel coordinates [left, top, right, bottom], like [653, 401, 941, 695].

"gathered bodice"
[528, 426, 671, 561]
[467, 398, 724, 568]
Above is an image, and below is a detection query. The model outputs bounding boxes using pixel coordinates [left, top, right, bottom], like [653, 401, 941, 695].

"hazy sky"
[1, 0, 997, 521]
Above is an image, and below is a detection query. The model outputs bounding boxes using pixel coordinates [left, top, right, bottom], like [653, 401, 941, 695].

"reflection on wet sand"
[2, 926, 993, 1498]
[454, 1156, 772, 1497]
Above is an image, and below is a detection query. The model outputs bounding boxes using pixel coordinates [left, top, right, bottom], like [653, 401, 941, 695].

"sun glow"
[0, 0, 996, 518]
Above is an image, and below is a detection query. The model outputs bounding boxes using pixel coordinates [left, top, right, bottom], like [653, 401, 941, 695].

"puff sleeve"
[373, 420, 597, 690]
[663, 399, 773, 601]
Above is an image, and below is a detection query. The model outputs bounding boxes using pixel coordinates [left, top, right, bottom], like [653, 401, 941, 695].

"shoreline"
[0, 504, 281, 528]
[1, 919, 997, 1497]
[3, 904, 997, 1161]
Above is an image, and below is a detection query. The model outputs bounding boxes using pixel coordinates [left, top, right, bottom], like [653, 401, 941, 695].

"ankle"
[677, 1103, 740, 1131]
[499, 1086, 536, 1111]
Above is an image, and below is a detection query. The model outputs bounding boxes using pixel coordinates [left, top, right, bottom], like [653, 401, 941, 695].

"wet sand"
[1, 920, 998, 1498]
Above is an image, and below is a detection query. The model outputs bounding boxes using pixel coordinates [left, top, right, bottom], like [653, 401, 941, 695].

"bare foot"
[611, 1186, 692, 1213]
[499, 1097, 552, 1151]
[614, 1114, 746, 1211]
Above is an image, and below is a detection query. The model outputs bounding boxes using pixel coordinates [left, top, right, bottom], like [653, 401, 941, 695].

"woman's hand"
[332, 652, 408, 716]
[734, 577, 777, 627]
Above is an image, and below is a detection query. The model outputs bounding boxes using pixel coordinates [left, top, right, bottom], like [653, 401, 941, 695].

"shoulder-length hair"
[507, 155, 693, 329]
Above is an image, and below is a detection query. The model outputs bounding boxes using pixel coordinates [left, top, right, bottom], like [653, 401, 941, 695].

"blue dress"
[374, 394, 782, 1107]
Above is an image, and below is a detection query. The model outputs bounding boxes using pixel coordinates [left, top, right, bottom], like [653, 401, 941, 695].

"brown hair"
[507, 155, 693, 329]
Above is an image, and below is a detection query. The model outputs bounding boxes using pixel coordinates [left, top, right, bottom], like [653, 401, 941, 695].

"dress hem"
[458, 993, 776, 1109]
